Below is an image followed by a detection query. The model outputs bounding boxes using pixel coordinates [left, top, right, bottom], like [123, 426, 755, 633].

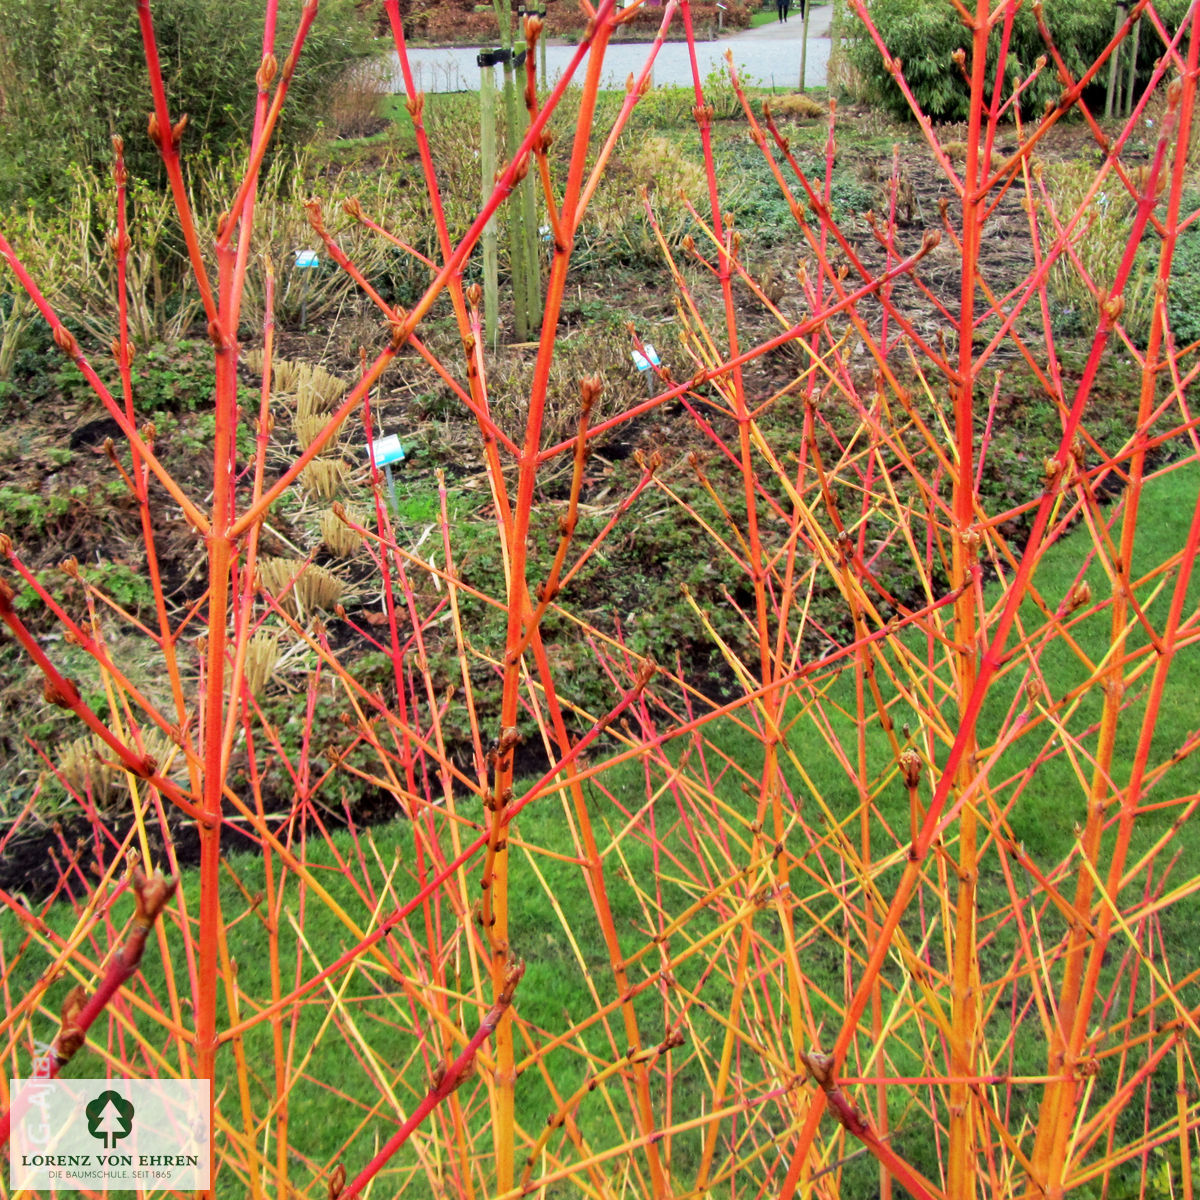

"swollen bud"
[257, 53, 279, 91]
[42, 676, 80, 709]
[579, 374, 603, 411]
[328, 1163, 346, 1200]
[52, 325, 78, 358]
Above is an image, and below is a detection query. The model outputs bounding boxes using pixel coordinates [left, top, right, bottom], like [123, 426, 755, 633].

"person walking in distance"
[776, 0, 789, 21]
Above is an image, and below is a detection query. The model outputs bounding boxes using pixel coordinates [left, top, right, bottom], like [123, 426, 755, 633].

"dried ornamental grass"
[300, 457, 350, 499]
[293, 364, 348, 422]
[294, 410, 348, 451]
[1039, 159, 1156, 341]
[258, 556, 345, 616]
[319, 507, 363, 557]
[766, 93, 827, 119]
[57, 734, 119, 808]
[243, 629, 282, 696]
[240, 353, 348, 411]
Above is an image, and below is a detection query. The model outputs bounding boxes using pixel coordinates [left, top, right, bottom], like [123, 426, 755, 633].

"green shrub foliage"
[0, 0, 372, 202]
[846, 0, 1190, 122]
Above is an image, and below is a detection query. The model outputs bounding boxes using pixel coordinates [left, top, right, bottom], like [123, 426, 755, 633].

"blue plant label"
[293, 250, 320, 270]
[631, 344, 660, 372]
[371, 434, 406, 466]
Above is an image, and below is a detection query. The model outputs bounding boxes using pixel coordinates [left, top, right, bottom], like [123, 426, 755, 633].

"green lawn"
[4, 465, 1197, 1196]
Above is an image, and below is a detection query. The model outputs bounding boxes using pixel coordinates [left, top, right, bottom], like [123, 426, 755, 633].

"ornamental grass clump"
[319, 506, 363, 556]
[258, 556, 344, 616]
[56, 734, 119, 810]
[242, 628, 282, 696]
[299, 456, 350, 498]
[1, 1, 1199, 1199]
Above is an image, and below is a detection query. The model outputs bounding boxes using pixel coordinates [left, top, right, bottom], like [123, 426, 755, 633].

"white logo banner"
[9, 1079, 210, 1192]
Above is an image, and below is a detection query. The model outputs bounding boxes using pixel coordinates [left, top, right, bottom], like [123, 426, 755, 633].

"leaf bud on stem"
[579, 374, 603, 412]
[499, 957, 526, 1005]
[52, 986, 88, 1065]
[327, 1164, 346, 1199]
[257, 53, 279, 91]
[52, 324, 78, 359]
[42, 675, 80, 708]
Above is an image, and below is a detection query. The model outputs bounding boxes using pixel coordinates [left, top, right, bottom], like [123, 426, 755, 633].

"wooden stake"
[503, 52, 530, 340]
[799, 0, 811, 92]
[1125, 11, 1141, 117]
[1105, 4, 1125, 120]
[480, 56, 499, 345]
[520, 79, 542, 331]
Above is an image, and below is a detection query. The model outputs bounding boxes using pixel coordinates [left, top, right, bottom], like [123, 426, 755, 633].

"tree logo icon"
[85, 1090, 135, 1149]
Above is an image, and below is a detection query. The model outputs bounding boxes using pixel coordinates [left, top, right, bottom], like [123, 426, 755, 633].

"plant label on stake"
[631, 344, 661, 395]
[293, 249, 320, 330]
[369, 433, 406, 515]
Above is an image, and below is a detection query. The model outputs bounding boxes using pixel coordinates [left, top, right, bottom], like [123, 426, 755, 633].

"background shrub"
[0, 0, 373, 203]
[847, 0, 1191, 122]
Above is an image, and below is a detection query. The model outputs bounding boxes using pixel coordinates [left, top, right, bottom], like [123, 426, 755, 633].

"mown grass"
[6, 462, 1196, 1196]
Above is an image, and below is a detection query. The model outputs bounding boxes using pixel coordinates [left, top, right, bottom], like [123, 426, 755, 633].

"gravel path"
[391, 6, 831, 94]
